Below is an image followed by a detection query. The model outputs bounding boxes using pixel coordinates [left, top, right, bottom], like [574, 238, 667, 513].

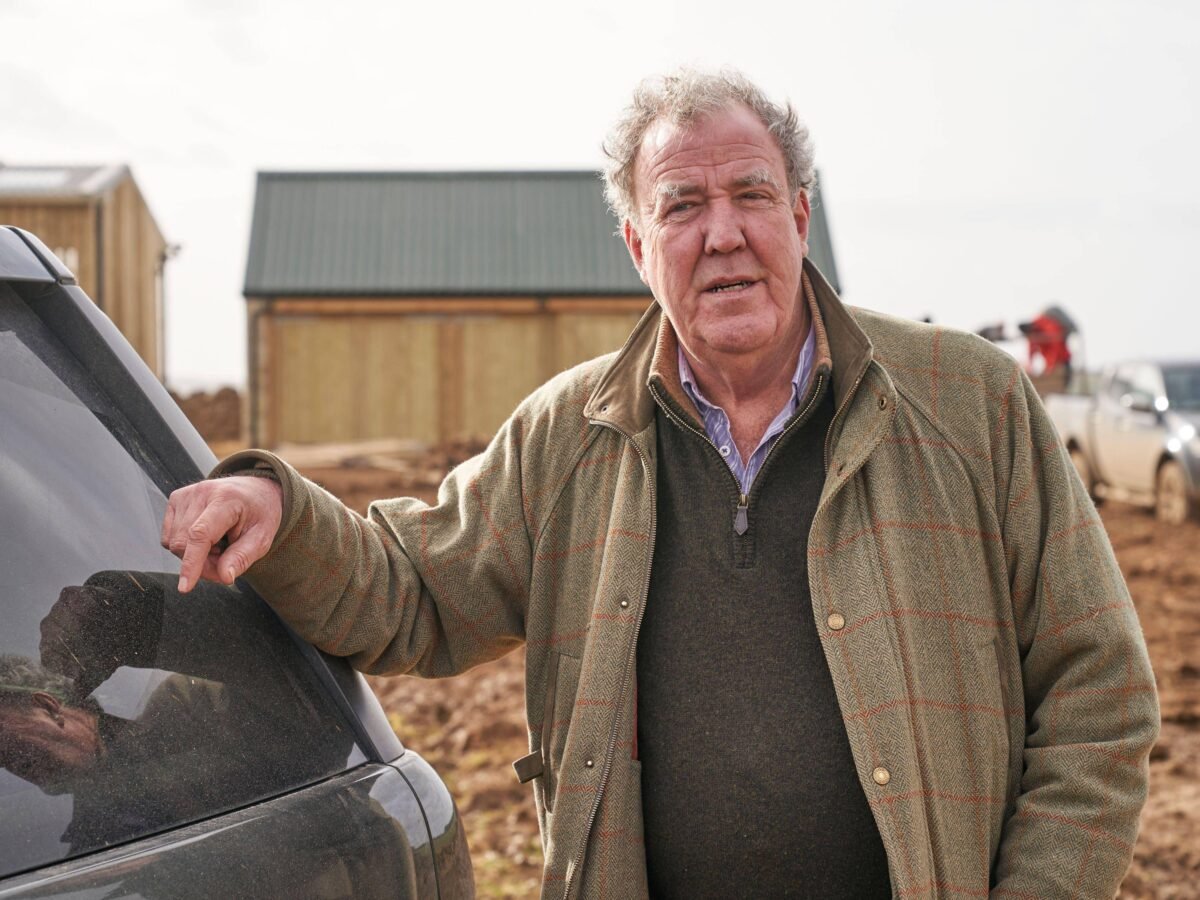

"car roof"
[0, 226, 75, 284]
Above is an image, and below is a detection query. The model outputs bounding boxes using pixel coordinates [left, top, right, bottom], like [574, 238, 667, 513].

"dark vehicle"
[1046, 360, 1200, 524]
[0, 226, 473, 898]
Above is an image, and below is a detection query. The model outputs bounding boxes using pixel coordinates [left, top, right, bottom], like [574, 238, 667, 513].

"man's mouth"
[706, 280, 755, 294]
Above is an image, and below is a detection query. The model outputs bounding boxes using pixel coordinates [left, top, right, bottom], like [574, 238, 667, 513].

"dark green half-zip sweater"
[637, 379, 891, 898]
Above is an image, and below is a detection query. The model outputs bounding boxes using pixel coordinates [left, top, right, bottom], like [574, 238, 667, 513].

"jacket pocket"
[542, 650, 582, 814]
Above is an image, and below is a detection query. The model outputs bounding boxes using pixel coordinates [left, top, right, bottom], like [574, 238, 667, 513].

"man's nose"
[702, 201, 747, 255]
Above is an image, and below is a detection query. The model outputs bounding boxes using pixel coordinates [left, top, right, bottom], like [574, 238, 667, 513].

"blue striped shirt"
[677, 325, 817, 495]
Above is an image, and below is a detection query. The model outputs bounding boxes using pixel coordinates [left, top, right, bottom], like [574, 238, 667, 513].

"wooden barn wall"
[459, 317, 551, 441]
[552, 312, 647, 373]
[272, 316, 440, 444]
[102, 178, 167, 377]
[256, 299, 649, 446]
[1, 184, 166, 379]
[0, 201, 96, 295]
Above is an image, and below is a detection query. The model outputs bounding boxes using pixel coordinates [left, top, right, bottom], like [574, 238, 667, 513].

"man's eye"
[667, 201, 693, 214]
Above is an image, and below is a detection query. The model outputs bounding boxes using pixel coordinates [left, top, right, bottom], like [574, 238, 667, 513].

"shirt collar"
[677, 324, 817, 419]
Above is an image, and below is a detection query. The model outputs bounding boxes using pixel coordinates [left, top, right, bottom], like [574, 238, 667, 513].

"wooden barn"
[0, 164, 170, 379]
[243, 170, 840, 447]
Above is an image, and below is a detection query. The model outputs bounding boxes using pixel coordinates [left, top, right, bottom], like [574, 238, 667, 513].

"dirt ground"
[178, 390, 1198, 897]
[170, 388, 242, 442]
[1101, 503, 1200, 899]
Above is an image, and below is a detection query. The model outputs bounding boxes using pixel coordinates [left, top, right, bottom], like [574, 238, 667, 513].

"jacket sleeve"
[990, 368, 1159, 897]
[210, 413, 531, 677]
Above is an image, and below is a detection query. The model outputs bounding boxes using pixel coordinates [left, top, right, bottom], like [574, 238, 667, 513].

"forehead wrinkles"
[644, 134, 777, 168]
[653, 155, 781, 189]
[644, 134, 779, 174]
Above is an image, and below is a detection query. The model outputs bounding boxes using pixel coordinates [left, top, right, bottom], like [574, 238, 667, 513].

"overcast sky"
[3, 0, 1197, 390]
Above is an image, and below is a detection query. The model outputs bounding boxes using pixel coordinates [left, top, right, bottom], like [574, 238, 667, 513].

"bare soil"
[179, 392, 1199, 897]
[1102, 503, 1200, 899]
[170, 388, 243, 442]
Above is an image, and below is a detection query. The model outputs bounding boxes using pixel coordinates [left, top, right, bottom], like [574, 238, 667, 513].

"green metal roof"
[244, 170, 840, 297]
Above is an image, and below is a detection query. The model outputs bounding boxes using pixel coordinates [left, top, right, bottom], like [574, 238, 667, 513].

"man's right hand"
[161, 476, 284, 593]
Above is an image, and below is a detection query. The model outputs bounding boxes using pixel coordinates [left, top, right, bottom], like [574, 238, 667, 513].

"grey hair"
[0, 654, 74, 704]
[602, 67, 816, 226]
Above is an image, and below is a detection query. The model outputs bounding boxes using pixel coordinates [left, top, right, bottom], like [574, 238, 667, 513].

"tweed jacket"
[219, 262, 1158, 899]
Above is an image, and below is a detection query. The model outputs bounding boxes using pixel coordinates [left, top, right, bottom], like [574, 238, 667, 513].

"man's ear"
[793, 191, 811, 256]
[31, 692, 63, 718]
[622, 220, 650, 286]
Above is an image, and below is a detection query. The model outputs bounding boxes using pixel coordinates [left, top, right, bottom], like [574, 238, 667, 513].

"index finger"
[177, 501, 239, 593]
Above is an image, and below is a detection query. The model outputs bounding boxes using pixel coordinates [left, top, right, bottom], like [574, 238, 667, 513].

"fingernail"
[178, 576, 189, 593]
[224, 566, 236, 583]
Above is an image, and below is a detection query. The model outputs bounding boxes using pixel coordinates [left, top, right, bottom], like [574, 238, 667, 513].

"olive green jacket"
[219, 263, 1158, 899]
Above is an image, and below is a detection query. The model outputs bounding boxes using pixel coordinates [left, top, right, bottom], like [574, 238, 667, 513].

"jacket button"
[872, 766, 891, 786]
[585, 758, 595, 768]
[827, 612, 846, 631]
[619, 599, 630, 609]
[878, 396, 888, 410]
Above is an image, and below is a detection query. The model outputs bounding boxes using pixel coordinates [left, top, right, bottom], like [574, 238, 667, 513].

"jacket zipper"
[650, 372, 827, 535]
[648, 382, 744, 530]
[810, 363, 878, 553]
[566, 371, 829, 895]
[564, 418, 657, 900]
[745, 371, 827, 511]
[824, 365, 870, 473]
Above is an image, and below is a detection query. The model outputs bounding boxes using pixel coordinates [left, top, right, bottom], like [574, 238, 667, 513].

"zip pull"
[734, 494, 749, 535]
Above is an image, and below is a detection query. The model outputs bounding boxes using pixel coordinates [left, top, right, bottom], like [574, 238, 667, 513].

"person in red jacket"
[1021, 308, 1074, 376]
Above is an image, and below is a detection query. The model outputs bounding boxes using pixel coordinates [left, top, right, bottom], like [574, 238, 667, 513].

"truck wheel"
[1069, 447, 1102, 504]
[1155, 460, 1194, 525]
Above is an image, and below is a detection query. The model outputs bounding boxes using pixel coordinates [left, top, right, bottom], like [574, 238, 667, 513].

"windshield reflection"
[1, 572, 361, 861]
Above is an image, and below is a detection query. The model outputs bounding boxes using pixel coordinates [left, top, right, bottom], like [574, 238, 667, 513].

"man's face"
[0, 693, 100, 789]
[623, 103, 811, 368]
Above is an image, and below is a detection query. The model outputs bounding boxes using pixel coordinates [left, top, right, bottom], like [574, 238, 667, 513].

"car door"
[0, 228, 472, 898]
[1104, 364, 1164, 494]
[1093, 363, 1160, 494]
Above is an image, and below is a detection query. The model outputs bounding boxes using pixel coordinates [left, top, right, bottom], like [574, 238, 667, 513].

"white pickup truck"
[1045, 361, 1200, 524]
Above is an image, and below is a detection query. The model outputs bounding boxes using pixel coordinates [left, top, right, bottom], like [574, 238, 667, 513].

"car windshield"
[1163, 365, 1200, 412]
[0, 284, 366, 879]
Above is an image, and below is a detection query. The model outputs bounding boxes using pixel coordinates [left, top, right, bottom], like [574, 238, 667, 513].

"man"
[0, 656, 103, 795]
[164, 70, 1159, 898]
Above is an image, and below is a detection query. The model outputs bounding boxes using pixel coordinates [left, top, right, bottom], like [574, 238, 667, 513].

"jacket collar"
[584, 259, 875, 436]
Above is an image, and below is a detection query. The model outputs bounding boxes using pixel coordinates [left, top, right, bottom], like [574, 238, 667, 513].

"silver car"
[1047, 360, 1200, 524]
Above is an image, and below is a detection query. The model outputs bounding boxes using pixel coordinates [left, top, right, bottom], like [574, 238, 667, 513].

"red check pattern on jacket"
[219, 263, 1158, 899]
